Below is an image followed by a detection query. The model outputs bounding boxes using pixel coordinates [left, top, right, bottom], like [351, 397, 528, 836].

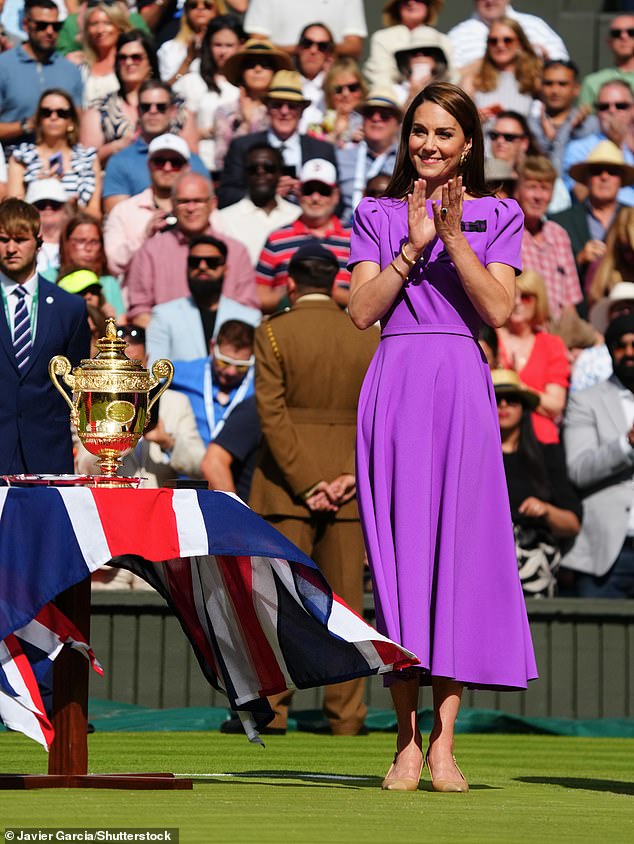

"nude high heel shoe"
[425, 751, 469, 793]
[381, 752, 425, 791]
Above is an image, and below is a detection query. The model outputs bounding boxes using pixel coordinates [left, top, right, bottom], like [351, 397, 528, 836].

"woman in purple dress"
[348, 82, 537, 793]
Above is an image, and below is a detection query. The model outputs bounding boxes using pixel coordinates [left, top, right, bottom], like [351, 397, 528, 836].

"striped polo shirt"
[255, 216, 351, 291]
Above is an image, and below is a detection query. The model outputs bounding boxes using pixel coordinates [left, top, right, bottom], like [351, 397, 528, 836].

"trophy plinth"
[49, 319, 174, 484]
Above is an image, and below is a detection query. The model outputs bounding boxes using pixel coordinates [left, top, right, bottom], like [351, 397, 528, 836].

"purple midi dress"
[350, 195, 538, 690]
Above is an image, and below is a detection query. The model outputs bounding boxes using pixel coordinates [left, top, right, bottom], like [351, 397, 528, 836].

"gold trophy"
[49, 318, 174, 485]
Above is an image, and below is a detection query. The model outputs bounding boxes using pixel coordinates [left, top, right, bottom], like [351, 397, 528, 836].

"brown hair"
[517, 155, 557, 185]
[0, 197, 41, 238]
[588, 207, 634, 304]
[216, 319, 254, 350]
[385, 81, 489, 199]
[474, 18, 542, 97]
[516, 270, 550, 326]
[58, 212, 106, 277]
[324, 58, 367, 110]
[35, 88, 80, 146]
[383, 0, 443, 27]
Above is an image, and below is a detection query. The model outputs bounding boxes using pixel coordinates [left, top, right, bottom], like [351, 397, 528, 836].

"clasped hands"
[305, 473, 356, 513]
[406, 176, 465, 256]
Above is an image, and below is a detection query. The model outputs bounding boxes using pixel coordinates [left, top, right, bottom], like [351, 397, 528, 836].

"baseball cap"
[288, 241, 339, 273]
[148, 134, 191, 161]
[25, 178, 68, 205]
[57, 269, 102, 295]
[299, 159, 337, 187]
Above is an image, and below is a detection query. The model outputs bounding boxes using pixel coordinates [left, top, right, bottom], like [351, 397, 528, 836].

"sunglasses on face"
[246, 161, 279, 175]
[487, 36, 517, 47]
[40, 106, 72, 119]
[186, 0, 214, 10]
[299, 36, 332, 53]
[588, 166, 622, 178]
[243, 57, 275, 71]
[268, 100, 303, 112]
[365, 107, 396, 121]
[213, 347, 254, 372]
[300, 181, 333, 197]
[518, 291, 536, 303]
[139, 101, 170, 114]
[489, 130, 525, 142]
[33, 199, 64, 211]
[29, 19, 63, 32]
[116, 325, 145, 343]
[610, 27, 634, 39]
[495, 395, 522, 407]
[596, 101, 631, 111]
[188, 254, 225, 269]
[150, 155, 186, 169]
[333, 82, 361, 95]
[117, 52, 146, 64]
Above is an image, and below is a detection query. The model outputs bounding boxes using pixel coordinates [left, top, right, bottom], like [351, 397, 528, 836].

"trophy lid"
[79, 318, 147, 373]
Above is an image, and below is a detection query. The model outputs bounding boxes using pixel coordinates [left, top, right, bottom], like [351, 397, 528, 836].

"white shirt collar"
[0, 269, 38, 297]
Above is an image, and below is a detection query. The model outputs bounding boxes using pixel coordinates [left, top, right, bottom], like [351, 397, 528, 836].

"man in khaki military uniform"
[250, 242, 379, 735]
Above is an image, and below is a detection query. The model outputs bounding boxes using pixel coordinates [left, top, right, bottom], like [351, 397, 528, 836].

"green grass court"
[0, 732, 631, 843]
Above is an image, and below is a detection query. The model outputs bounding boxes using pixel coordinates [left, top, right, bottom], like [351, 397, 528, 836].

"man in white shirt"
[214, 143, 300, 264]
[244, 0, 367, 59]
[448, 0, 569, 71]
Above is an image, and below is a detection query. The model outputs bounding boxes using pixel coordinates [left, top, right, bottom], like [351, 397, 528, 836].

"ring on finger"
[440, 207, 448, 220]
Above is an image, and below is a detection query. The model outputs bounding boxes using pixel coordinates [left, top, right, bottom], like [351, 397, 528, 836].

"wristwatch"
[20, 117, 30, 134]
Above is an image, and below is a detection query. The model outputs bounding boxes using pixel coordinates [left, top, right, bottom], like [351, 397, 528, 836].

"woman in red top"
[497, 270, 569, 443]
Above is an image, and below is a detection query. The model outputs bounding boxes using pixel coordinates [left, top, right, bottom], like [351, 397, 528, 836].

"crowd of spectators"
[1, 0, 633, 599]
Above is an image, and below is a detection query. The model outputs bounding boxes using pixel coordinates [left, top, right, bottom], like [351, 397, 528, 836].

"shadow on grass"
[189, 771, 498, 791]
[516, 776, 634, 796]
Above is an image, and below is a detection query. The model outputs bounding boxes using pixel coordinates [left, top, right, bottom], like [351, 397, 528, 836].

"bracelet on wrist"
[400, 243, 417, 267]
[390, 259, 408, 282]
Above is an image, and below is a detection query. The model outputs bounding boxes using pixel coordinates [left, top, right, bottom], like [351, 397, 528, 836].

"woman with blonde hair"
[307, 58, 367, 148]
[158, 0, 225, 87]
[67, 2, 134, 106]
[587, 207, 634, 305]
[461, 18, 542, 123]
[496, 270, 570, 444]
[364, 1, 453, 89]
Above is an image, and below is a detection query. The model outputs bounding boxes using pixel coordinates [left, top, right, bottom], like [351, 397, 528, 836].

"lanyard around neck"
[203, 361, 253, 441]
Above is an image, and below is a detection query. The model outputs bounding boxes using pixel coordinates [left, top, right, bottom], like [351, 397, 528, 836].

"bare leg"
[426, 676, 464, 782]
[384, 677, 423, 782]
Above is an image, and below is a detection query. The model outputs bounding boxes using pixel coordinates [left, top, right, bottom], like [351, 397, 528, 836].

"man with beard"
[214, 143, 300, 265]
[146, 234, 261, 366]
[561, 314, 634, 597]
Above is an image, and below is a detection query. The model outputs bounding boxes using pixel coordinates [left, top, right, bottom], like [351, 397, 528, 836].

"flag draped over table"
[0, 487, 418, 745]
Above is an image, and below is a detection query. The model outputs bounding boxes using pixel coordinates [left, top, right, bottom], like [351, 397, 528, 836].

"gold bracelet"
[400, 243, 417, 267]
[390, 259, 408, 281]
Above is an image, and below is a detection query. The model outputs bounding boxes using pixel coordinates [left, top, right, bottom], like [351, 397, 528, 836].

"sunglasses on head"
[139, 101, 170, 114]
[33, 199, 64, 211]
[40, 106, 72, 119]
[299, 36, 332, 53]
[150, 155, 186, 169]
[29, 19, 63, 32]
[246, 161, 279, 175]
[300, 181, 333, 197]
[186, 0, 215, 9]
[487, 36, 517, 47]
[213, 347, 254, 372]
[596, 101, 631, 111]
[334, 82, 361, 95]
[188, 254, 225, 269]
[117, 51, 146, 64]
[610, 27, 634, 39]
[489, 130, 525, 142]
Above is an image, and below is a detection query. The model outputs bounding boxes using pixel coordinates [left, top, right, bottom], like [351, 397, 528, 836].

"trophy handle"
[49, 355, 77, 418]
[147, 358, 174, 414]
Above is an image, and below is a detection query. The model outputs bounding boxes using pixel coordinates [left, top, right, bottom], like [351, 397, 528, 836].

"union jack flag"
[0, 487, 417, 746]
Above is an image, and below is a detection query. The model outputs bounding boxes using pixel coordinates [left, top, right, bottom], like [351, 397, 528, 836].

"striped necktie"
[12, 286, 32, 369]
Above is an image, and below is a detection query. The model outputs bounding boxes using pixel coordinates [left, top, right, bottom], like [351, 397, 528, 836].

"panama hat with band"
[222, 39, 293, 88]
[393, 28, 450, 73]
[491, 369, 540, 410]
[265, 70, 311, 108]
[357, 88, 403, 121]
[568, 140, 634, 187]
[383, 0, 444, 27]
[589, 282, 634, 334]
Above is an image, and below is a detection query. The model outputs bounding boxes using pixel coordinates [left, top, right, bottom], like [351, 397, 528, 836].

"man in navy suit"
[0, 198, 91, 474]
[217, 70, 337, 209]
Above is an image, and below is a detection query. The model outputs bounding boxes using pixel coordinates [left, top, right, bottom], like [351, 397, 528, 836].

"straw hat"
[383, 0, 444, 27]
[568, 140, 634, 187]
[222, 39, 293, 88]
[491, 369, 540, 410]
[357, 88, 403, 120]
[265, 70, 311, 107]
[393, 28, 450, 71]
[589, 282, 634, 334]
